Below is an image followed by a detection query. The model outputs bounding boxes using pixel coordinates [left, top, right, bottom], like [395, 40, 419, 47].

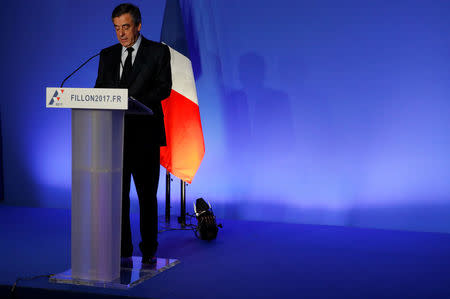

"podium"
[45, 88, 179, 288]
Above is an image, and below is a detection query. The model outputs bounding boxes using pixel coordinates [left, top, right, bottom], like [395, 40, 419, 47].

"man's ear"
[138, 23, 142, 32]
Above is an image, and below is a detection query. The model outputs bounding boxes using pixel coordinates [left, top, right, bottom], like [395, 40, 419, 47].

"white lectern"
[45, 87, 179, 289]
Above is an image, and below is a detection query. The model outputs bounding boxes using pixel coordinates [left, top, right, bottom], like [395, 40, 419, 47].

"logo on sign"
[49, 89, 64, 105]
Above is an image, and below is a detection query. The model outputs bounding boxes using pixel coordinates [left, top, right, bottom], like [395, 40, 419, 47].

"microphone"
[60, 52, 100, 87]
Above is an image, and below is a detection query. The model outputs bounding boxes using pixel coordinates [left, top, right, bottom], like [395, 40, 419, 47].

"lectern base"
[49, 257, 180, 289]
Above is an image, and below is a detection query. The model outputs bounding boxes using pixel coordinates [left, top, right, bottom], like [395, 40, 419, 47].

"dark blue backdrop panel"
[1, 0, 450, 233]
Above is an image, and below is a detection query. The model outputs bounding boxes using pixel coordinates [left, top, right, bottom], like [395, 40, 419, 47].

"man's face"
[113, 13, 141, 48]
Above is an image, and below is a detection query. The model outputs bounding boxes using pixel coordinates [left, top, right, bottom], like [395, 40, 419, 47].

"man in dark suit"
[95, 3, 172, 264]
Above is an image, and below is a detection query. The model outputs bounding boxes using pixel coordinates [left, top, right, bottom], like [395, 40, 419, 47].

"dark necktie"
[120, 47, 134, 87]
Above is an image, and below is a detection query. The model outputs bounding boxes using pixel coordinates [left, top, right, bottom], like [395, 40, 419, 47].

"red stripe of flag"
[160, 90, 204, 183]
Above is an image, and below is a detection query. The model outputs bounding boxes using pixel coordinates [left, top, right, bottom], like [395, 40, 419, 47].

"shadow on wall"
[215, 52, 295, 218]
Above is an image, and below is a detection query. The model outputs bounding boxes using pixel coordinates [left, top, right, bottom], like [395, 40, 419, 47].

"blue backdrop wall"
[1, 0, 450, 233]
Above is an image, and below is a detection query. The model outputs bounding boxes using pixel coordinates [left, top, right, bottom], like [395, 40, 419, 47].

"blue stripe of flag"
[160, 0, 190, 58]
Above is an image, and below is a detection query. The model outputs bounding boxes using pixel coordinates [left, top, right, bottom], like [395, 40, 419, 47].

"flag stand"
[164, 171, 187, 227]
[165, 170, 171, 223]
[179, 181, 186, 227]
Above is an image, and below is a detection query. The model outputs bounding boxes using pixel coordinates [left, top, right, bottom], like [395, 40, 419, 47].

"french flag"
[160, 0, 205, 184]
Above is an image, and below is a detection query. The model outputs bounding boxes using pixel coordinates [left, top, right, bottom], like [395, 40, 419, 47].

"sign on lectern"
[46, 87, 127, 109]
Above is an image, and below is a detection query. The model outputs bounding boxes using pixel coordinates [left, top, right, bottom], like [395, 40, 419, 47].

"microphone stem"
[60, 53, 100, 88]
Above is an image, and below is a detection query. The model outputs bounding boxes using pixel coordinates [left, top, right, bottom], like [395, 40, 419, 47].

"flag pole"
[179, 180, 186, 227]
[165, 170, 171, 223]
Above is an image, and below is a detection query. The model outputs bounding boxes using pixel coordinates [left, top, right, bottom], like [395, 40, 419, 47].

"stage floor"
[1, 205, 450, 298]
